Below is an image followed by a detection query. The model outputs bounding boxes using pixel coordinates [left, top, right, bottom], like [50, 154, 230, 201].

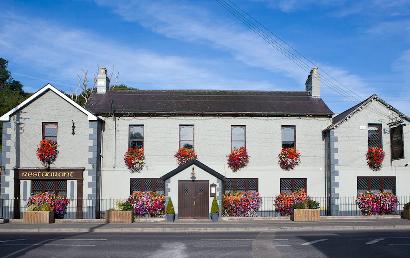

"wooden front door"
[178, 180, 209, 218]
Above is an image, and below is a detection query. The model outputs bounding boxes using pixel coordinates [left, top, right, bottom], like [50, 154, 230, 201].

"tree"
[111, 84, 135, 91]
[0, 58, 30, 151]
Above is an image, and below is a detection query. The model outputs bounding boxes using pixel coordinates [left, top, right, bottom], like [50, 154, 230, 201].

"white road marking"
[366, 238, 385, 245]
[59, 238, 107, 241]
[301, 239, 328, 246]
[0, 239, 26, 243]
[389, 244, 410, 246]
[201, 238, 254, 241]
[272, 239, 288, 241]
[273, 244, 291, 247]
[2, 239, 53, 258]
[2, 243, 96, 247]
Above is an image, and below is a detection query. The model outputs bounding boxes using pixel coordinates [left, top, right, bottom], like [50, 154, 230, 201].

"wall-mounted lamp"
[71, 120, 76, 135]
[191, 166, 196, 181]
[210, 183, 217, 197]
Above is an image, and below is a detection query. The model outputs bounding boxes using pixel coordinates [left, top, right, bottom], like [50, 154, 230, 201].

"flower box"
[107, 210, 133, 223]
[291, 209, 320, 222]
[23, 211, 54, 224]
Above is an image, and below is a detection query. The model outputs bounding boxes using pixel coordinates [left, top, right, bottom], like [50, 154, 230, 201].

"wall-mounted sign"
[16, 168, 84, 180]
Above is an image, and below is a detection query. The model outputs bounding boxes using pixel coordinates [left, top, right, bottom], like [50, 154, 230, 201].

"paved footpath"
[1, 218, 410, 233]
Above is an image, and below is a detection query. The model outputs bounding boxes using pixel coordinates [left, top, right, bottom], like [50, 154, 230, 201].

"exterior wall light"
[210, 183, 217, 197]
[72, 120, 76, 135]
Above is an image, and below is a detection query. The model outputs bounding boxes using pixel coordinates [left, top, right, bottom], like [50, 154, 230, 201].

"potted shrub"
[210, 197, 219, 222]
[402, 202, 410, 220]
[107, 200, 134, 223]
[291, 199, 320, 222]
[227, 147, 249, 172]
[24, 192, 56, 224]
[165, 198, 175, 222]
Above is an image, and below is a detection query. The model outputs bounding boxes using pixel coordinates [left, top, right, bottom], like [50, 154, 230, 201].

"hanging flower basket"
[366, 147, 385, 171]
[227, 147, 249, 172]
[175, 147, 197, 166]
[278, 148, 301, 170]
[124, 147, 145, 173]
[36, 139, 58, 168]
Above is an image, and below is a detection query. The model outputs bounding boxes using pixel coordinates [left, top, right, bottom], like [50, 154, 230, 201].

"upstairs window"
[231, 125, 246, 150]
[282, 125, 296, 148]
[129, 125, 144, 148]
[368, 124, 382, 148]
[42, 122, 58, 142]
[390, 125, 404, 160]
[179, 125, 194, 149]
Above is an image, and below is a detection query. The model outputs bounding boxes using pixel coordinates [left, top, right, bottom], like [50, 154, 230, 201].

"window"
[282, 125, 296, 148]
[231, 125, 246, 150]
[31, 180, 67, 196]
[368, 124, 382, 148]
[130, 178, 165, 194]
[129, 125, 144, 148]
[280, 178, 307, 194]
[390, 125, 404, 160]
[42, 122, 58, 142]
[224, 178, 258, 193]
[357, 177, 396, 194]
[179, 125, 194, 149]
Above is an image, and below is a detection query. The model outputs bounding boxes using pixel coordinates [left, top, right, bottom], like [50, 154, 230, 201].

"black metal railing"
[1, 196, 409, 219]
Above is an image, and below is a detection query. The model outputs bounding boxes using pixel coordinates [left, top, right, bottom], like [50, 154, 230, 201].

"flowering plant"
[175, 147, 197, 166]
[222, 191, 261, 217]
[128, 191, 166, 217]
[278, 148, 301, 170]
[227, 147, 249, 172]
[27, 192, 70, 217]
[366, 147, 385, 171]
[124, 147, 145, 173]
[274, 189, 307, 216]
[36, 139, 58, 168]
[356, 191, 398, 215]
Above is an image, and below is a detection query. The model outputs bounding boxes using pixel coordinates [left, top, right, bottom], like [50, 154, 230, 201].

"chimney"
[95, 67, 110, 94]
[305, 67, 320, 98]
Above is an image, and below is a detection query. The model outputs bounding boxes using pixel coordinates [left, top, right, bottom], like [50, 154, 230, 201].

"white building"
[1, 68, 409, 218]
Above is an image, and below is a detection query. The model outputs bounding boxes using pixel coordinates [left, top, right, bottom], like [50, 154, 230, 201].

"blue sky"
[1, 0, 410, 115]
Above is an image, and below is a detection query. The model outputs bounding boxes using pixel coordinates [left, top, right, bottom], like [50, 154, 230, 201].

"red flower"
[36, 140, 58, 168]
[124, 147, 145, 173]
[366, 147, 385, 171]
[175, 147, 197, 166]
[278, 148, 301, 170]
[227, 147, 249, 172]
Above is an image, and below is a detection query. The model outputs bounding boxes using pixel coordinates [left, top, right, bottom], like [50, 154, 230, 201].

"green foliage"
[211, 197, 219, 214]
[111, 84, 135, 91]
[117, 200, 133, 211]
[404, 202, 410, 211]
[292, 199, 320, 210]
[166, 198, 175, 214]
[27, 203, 52, 212]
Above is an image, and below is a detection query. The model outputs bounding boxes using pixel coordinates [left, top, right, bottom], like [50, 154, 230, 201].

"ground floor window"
[224, 178, 258, 193]
[31, 180, 67, 196]
[280, 178, 307, 194]
[130, 178, 165, 194]
[357, 176, 396, 194]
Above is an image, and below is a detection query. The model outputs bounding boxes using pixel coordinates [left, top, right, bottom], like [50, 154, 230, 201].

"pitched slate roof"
[161, 159, 225, 181]
[326, 94, 410, 130]
[86, 90, 333, 117]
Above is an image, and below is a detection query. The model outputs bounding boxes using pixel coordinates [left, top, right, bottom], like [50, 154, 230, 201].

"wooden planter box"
[23, 211, 54, 224]
[291, 209, 320, 222]
[107, 210, 133, 223]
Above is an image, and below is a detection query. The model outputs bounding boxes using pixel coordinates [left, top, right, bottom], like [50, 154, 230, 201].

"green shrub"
[27, 203, 51, 212]
[307, 199, 320, 209]
[166, 198, 175, 214]
[404, 202, 410, 211]
[117, 200, 133, 211]
[292, 199, 320, 210]
[211, 197, 219, 214]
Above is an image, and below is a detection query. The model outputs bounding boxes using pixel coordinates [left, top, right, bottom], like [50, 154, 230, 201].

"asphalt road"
[0, 230, 410, 258]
